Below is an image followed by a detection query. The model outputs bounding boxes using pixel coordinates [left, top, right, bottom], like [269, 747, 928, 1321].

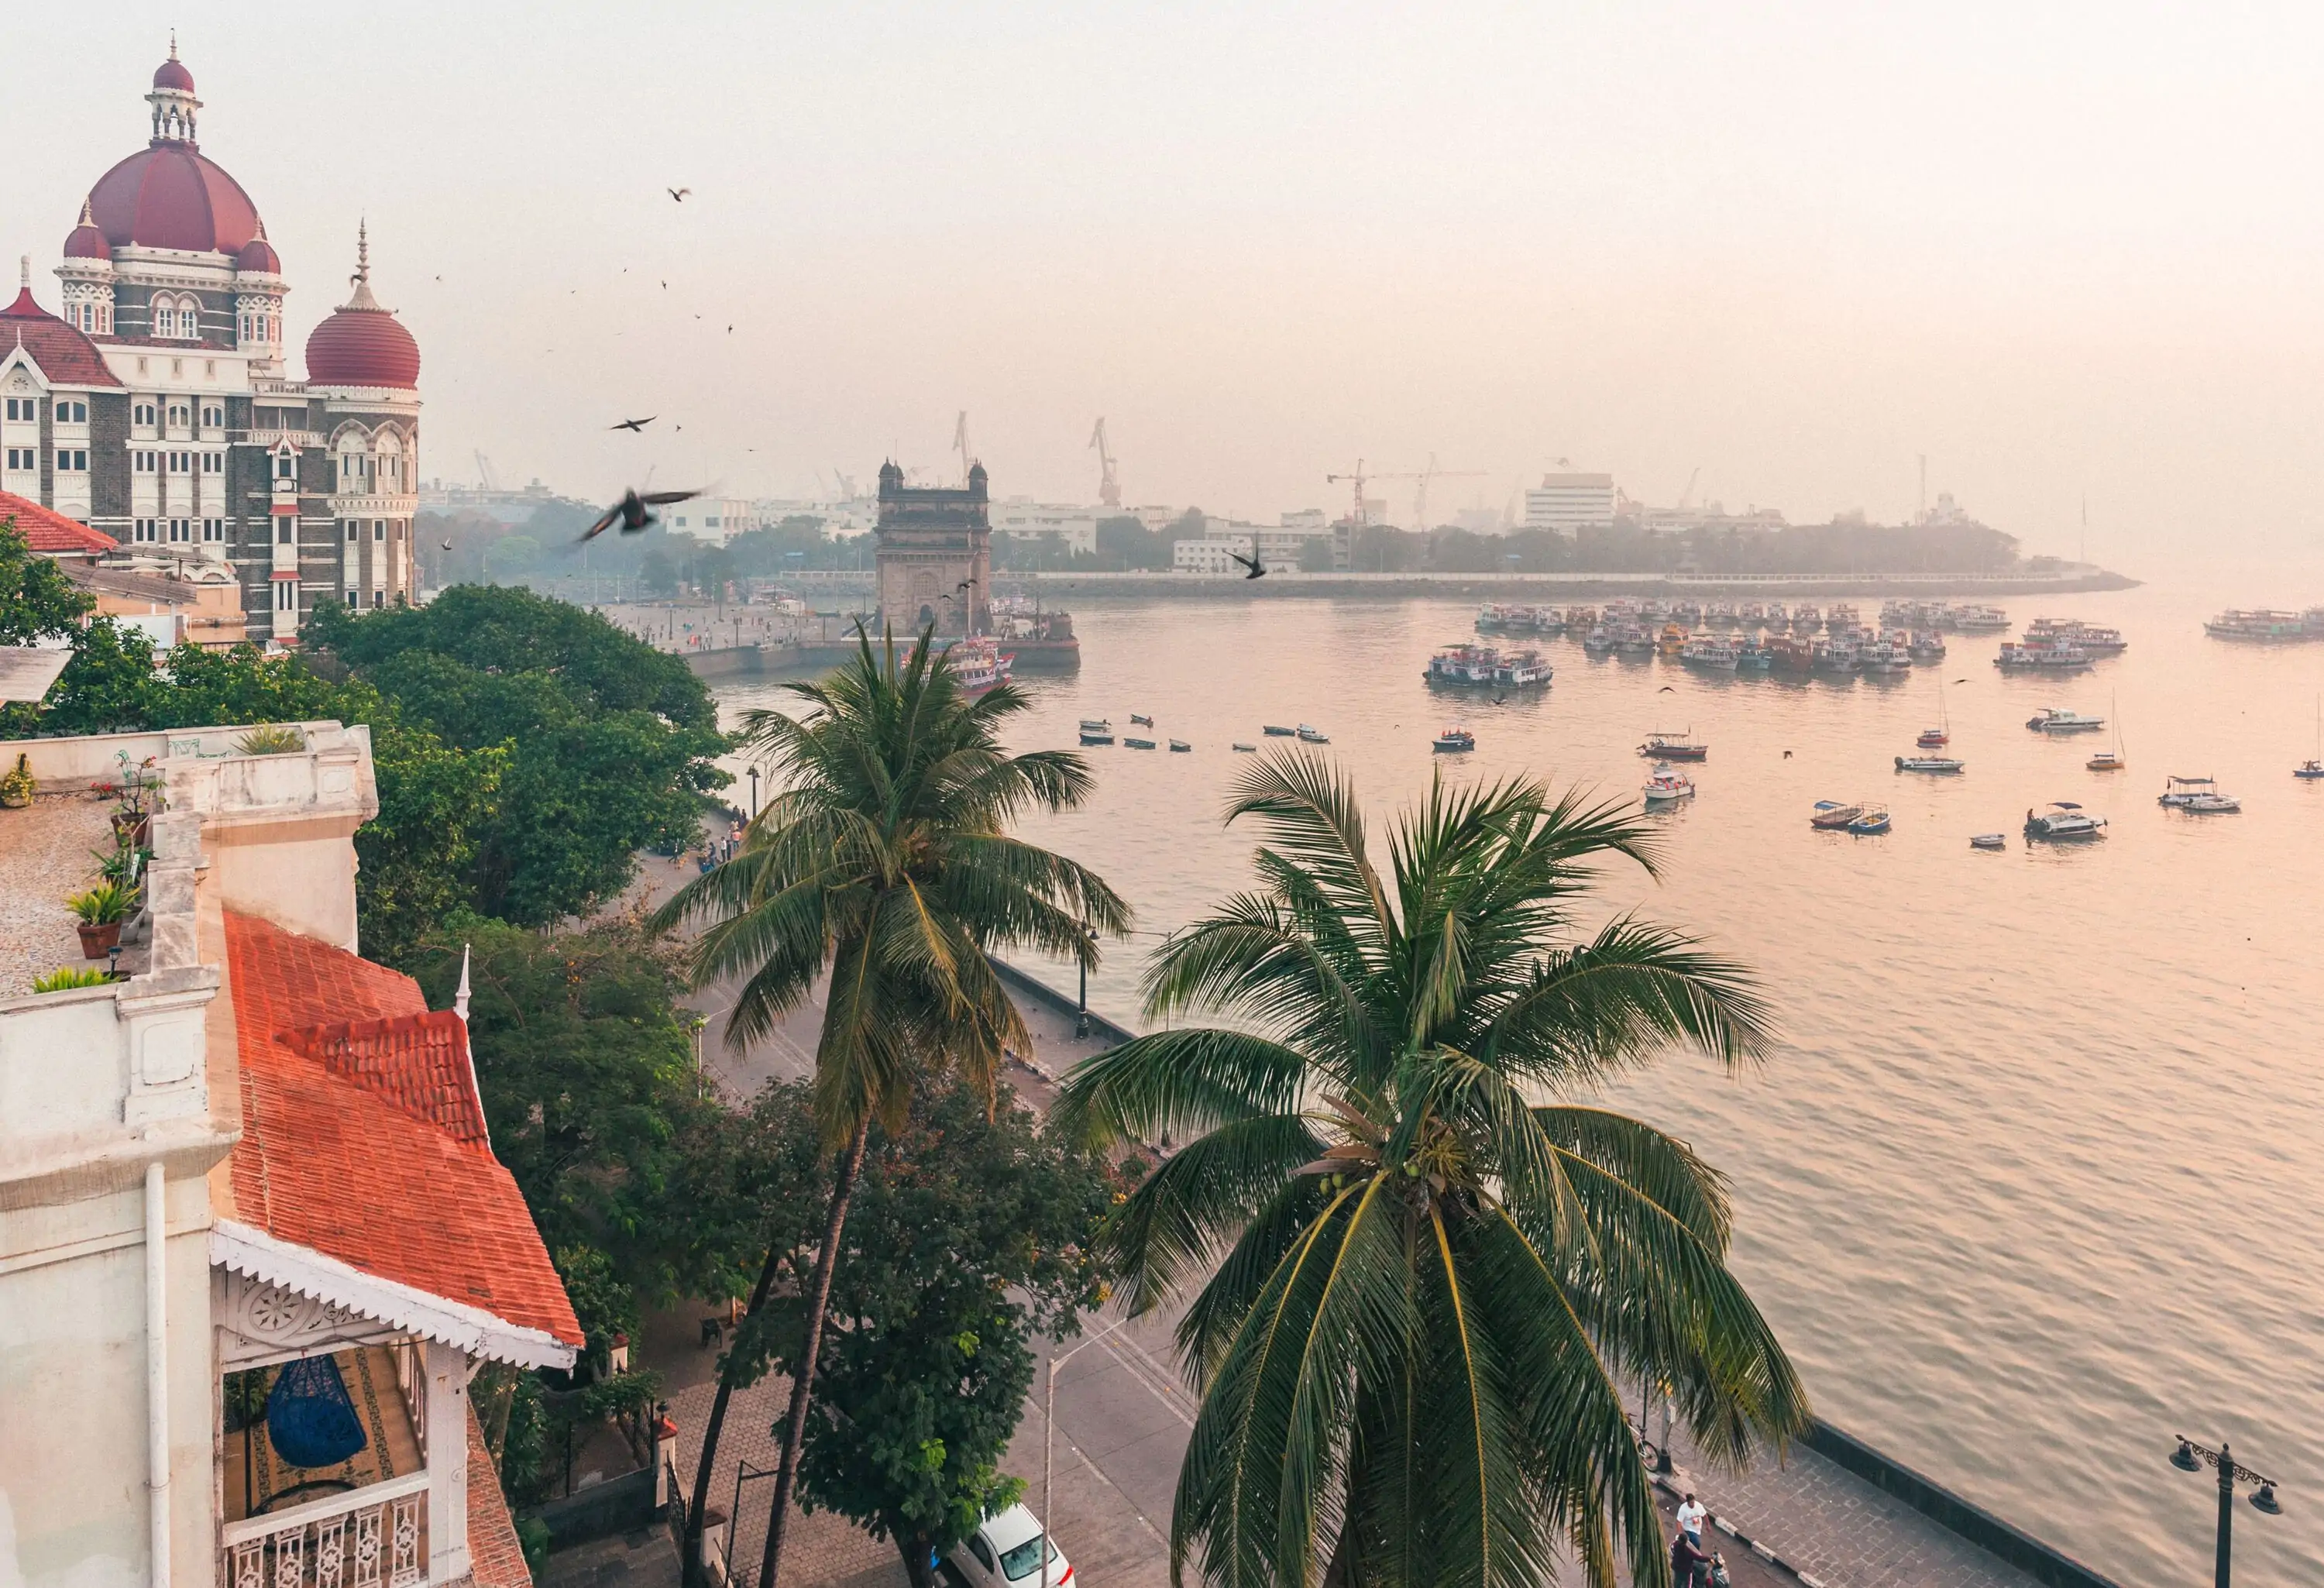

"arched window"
[153, 302, 176, 339]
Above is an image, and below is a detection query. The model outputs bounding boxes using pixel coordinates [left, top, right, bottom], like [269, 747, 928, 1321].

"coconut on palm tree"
[655, 625, 1129, 1587]
[1054, 754, 1807, 1588]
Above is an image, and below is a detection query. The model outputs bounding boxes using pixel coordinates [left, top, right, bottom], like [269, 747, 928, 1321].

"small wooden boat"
[1809, 801, 1862, 830]
[1124, 737, 1157, 751]
[1638, 728, 1708, 761]
[1263, 724, 1297, 737]
[1969, 833, 2006, 850]
[1297, 724, 1329, 744]
[1168, 739, 1191, 752]
[1433, 727, 1476, 754]
[1848, 807, 1893, 835]
[1232, 742, 1258, 753]
[2299, 698, 2324, 778]
[1078, 718, 1112, 733]
[1131, 713, 1154, 727]
[1079, 730, 1115, 746]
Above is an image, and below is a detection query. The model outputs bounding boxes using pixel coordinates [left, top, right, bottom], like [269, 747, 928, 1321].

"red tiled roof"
[0, 490, 116, 556]
[2, 286, 125, 388]
[223, 911, 581, 1349]
[88, 143, 262, 256]
[466, 1404, 535, 1588]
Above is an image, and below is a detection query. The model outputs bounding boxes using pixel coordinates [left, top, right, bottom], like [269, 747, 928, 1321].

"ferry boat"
[1733, 637, 1774, 670]
[1858, 638, 1911, 676]
[1791, 604, 1823, 632]
[1581, 625, 1616, 654]
[1656, 624, 1690, 658]
[1739, 603, 1769, 627]
[1638, 729, 1708, 761]
[1614, 624, 1655, 655]
[1678, 637, 1739, 670]
[1764, 602, 1789, 628]
[1493, 649, 1552, 686]
[2203, 610, 2309, 642]
[1474, 604, 1518, 631]
[2158, 775, 2240, 813]
[1706, 602, 1738, 627]
[1263, 724, 1297, 737]
[1848, 806, 1892, 835]
[2026, 707, 2106, 734]
[1908, 631, 1948, 664]
[1297, 724, 1329, 744]
[1895, 755, 1964, 774]
[1952, 605, 2010, 633]
[1826, 603, 1861, 633]
[1642, 764, 1696, 805]
[1425, 644, 1503, 686]
[1809, 801, 1862, 830]
[1768, 634, 1817, 674]
[1996, 638, 2092, 670]
[1433, 727, 1476, 754]
[1812, 638, 1859, 675]
[944, 636, 1016, 694]
[2025, 617, 2127, 654]
[2025, 803, 2106, 840]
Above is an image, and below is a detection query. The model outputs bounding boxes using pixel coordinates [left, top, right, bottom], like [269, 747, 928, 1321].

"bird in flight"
[669, 187, 692, 202]
[1658, 685, 1674, 693]
[1783, 749, 1793, 759]
[1226, 549, 1267, 579]
[578, 487, 702, 542]
[610, 416, 656, 432]
[956, 578, 978, 593]
[439, 538, 453, 552]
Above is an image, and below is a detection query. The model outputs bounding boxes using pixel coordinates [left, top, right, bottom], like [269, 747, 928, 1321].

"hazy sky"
[11, 3, 2324, 579]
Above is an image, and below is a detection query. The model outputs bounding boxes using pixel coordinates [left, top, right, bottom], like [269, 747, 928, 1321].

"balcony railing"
[221, 1472, 427, 1588]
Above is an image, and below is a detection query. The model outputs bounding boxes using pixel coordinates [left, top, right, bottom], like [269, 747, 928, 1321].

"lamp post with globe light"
[2169, 1435, 2280, 1588]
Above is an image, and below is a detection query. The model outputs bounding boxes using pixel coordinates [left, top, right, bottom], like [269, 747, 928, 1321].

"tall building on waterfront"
[0, 44, 421, 641]
[872, 458, 992, 635]
[1522, 471, 1616, 538]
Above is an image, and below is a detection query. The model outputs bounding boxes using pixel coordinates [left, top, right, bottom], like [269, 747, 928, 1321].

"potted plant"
[90, 840, 150, 887]
[98, 751, 162, 848]
[235, 724, 306, 755]
[0, 752, 33, 809]
[32, 966, 117, 993]
[68, 881, 139, 960]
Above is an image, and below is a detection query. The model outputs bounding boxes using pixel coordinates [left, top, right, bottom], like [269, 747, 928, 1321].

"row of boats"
[1476, 598, 2013, 634]
[1078, 716, 1193, 751]
[2203, 608, 2324, 643]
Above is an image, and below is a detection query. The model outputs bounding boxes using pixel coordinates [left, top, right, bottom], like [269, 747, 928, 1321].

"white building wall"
[1522, 473, 1616, 539]
[1173, 534, 1254, 573]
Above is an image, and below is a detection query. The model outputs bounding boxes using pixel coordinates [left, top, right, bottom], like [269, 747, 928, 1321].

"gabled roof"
[1, 286, 125, 388]
[220, 911, 580, 1363]
[0, 490, 116, 557]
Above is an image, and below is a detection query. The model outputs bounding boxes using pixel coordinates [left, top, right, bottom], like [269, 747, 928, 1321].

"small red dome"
[153, 57, 195, 93]
[64, 218, 111, 261]
[87, 145, 260, 255]
[306, 307, 421, 390]
[235, 235, 281, 273]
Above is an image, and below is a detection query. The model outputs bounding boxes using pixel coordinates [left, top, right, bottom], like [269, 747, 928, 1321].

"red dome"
[86, 144, 260, 255]
[235, 234, 281, 273]
[153, 57, 195, 93]
[306, 307, 421, 390]
[64, 218, 111, 261]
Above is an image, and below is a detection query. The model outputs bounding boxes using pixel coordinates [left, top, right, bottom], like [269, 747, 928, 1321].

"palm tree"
[655, 626, 1129, 1588]
[1053, 754, 1807, 1588]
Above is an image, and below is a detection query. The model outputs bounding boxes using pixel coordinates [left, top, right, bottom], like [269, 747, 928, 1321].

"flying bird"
[1783, 749, 1793, 758]
[439, 538, 453, 552]
[956, 578, 978, 593]
[610, 416, 656, 432]
[1226, 549, 1267, 579]
[669, 187, 692, 202]
[1658, 685, 1674, 693]
[578, 487, 702, 542]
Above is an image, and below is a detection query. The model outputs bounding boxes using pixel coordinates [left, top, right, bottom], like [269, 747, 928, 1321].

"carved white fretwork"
[218, 1271, 398, 1370]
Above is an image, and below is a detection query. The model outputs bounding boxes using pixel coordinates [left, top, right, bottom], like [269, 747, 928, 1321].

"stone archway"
[919, 604, 936, 627]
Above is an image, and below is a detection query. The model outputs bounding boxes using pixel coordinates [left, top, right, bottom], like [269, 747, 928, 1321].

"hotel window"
[200, 404, 223, 428]
[169, 451, 193, 474]
[374, 521, 387, 541]
[275, 452, 297, 480]
[346, 589, 359, 607]
[152, 304, 174, 338]
[135, 518, 157, 543]
[3, 449, 32, 471]
[167, 404, 190, 429]
[343, 521, 357, 543]
[168, 518, 191, 544]
[201, 452, 222, 474]
[57, 449, 88, 472]
[202, 518, 224, 542]
[134, 402, 157, 428]
[133, 450, 157, 473]
[277, 521, 294, 545]
[3, 398, 24, 421]
[274, 579, 300, 613]
[55, 400, 88, 424]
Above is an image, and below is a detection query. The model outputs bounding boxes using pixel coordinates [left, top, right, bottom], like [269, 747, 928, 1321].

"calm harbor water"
[714, 581, 2324, 1586]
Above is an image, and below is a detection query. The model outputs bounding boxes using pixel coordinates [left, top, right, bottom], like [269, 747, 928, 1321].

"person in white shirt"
[1676, 1493, 1707, 1548]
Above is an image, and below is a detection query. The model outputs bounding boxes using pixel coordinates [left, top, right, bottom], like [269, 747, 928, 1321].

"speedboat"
[2299, 760, 2324, 780]
[1297, 724, 1329, 744]
[1642, 765, 1695, 805]
[2025, 803, 2107, 841]
[1168, 739, 1191, 752]
[1895, 756, 1964, 774]
[1638, 729, 1708, 761]
[1263, 724, 1297, 737]
[1848, 807, 1892, 835]
[2026, 708, 2106, 734]
[2159, 775, 2239, 813]
[1969, 833, 2007, 850]
[1809, 801, 1862, 830]
[1432, 727, 1476, 754]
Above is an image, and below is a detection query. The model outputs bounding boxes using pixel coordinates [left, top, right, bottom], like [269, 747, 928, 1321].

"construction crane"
[1088, 418, 1120, 508]
[953, 411, 973, 485]
[1676, 466, 1701, 512]
[1326, 458, 1483, 531]
[1411, 452, 1487, 534]
[473, 451, 500, 493]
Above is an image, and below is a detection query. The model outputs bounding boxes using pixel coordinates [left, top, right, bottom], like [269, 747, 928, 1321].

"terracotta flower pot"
[77, 922, 122, 960]
[112, 813, 151, 849]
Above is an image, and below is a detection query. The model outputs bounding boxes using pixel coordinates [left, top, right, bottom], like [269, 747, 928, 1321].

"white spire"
[343, 221, 383, 311]
[454, 942, 472, 1025]
[453, 943, 490, 1147]
[18, 256, 27, 290]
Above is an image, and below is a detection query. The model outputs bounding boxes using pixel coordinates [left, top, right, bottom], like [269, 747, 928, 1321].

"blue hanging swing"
[266, 1355, 370, 1471]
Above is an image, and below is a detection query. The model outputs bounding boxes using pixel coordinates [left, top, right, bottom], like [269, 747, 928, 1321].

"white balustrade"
[221, 1473, 428, 1588]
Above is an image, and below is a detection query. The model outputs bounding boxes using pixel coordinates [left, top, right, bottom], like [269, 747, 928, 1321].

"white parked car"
[945, 1504, 1074, 1588]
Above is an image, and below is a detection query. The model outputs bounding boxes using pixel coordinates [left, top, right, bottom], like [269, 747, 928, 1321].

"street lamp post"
[1074, 921, 1093, 1038]
[1043, 1315, 1132, 1587]
[2171, 1435, 2281, 1588]
[748, 765, 761, 823]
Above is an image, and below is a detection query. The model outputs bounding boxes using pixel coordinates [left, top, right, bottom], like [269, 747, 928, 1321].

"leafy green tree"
[640, 548, 679, 595]
[0, 517, 95, 641]
[652, 627, 1129, 1588]
[17, 617, 160, 736]
[794, 1081, 1116, 1588]
[1298, 536, 1338, 573]
[1054, 755, 1808, 1588]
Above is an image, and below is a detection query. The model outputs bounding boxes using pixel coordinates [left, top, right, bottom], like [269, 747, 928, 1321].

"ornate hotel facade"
[0, 45, 422, 641]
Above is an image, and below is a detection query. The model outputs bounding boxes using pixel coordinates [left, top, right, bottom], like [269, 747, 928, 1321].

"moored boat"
[1079, 717, 1112, 733]
[1079, 730, 1115, 746]
[1169, 738, 1191, 752]
[1493, 648, 1552, 686]
[944, 636, 1016, 694]
[1130, 712, 1154, 727]
[1996, 638, 2092, 670]
[1124, 736, 1157, 750]
[1432, 727, 1476, 754]
[1678, 636, 1739, 670]
[1639, 728, 1708, 761]
[2024, 803, 2106, 840]
[1969, 832, 2007, 850]
[1952, 604, 2010, 633]
[1263, 724, 1297, 736]
[1895, 755, 1964, 774]
[1425, 644, 1504, 686]
[1809, 800, 1862, 830]
[1642, 764, 1695, 805]
[1232, 741, 1257, 752]
[1297, 724, 1329, 744]
[1848, 806, 1892, 835]
[2026, 708, 2106, 734]
[2158, 775, 2240, 813]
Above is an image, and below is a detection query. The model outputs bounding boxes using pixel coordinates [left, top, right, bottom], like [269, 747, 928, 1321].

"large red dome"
[306, 305, 421, 390]
[86, 144, 260, 256]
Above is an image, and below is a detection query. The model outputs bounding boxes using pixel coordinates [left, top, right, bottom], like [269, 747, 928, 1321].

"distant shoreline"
[996, 569, 2142, 600]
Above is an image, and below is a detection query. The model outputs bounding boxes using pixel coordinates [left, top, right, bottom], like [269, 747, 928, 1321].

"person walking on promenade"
[1670, 1525, 1711, 1588]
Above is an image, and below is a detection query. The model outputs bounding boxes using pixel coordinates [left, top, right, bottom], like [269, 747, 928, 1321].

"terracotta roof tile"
[0, 490, 117, 556]
[224, 911, 580, 1349]
[466, 1402, 536, 1588]
[1, 286, 125, 388]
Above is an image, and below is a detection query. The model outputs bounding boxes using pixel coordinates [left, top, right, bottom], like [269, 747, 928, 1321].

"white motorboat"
[2025, 803, 2107, 841]
[1896, 755, 1965, 774]
[1642, 764, 1696, 805]
[1297, 724, 1329, 744]
[2158, 775, 2240, 813]
[2026, 708, 2106, 734]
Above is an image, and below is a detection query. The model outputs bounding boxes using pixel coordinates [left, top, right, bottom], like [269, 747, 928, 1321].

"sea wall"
[1007, 569, 2140, 600]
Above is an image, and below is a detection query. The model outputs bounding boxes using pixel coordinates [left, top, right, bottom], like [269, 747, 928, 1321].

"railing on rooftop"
[221, 1472, 427, 1588]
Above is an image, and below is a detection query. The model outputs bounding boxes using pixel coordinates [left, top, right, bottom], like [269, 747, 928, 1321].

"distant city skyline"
[13, 5, 2324, 581]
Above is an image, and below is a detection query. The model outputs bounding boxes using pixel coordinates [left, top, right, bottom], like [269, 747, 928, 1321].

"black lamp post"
[2171, 1435, 2281, 1588]
[1074, 921, 1094, 1039]
[747, 765, 761, 823]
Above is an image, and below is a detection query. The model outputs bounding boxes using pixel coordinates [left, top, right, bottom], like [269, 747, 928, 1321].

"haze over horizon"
[12, 3, 2324, 583]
